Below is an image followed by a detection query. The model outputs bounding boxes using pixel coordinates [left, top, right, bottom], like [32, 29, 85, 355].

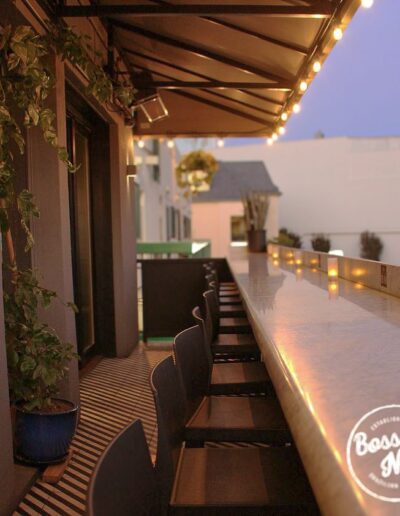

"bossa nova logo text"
[347, 405, 400, 503]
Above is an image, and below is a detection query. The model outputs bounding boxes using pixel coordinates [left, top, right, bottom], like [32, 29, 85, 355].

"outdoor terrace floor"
[14, 344, 170, 516]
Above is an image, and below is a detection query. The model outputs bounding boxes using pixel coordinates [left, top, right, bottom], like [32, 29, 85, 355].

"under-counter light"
[333, 27, 343, 41]
[293, 103, 301, 114]
[299, 81, 308, 92]
[294, 250, 302, 265]
[313, 61, 322, 73]
[327, 257, 339, 280]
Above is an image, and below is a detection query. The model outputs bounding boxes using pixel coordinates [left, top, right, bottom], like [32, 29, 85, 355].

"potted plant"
[360, 231, 383, 261]
[176, 150, 218, 195]
[311, 234, 331, 253]
[242, 192, 270, 252]
[271, 228, 302, 249]
[0, 23, 135, 463]
[6, 270, 79, 464]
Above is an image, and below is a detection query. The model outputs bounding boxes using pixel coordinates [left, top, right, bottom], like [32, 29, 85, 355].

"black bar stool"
[174, 325, 291, 445]
[151, 356, 319, 515]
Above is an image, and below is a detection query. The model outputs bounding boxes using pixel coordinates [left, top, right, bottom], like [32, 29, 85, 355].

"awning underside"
[57, 1, 360, 137]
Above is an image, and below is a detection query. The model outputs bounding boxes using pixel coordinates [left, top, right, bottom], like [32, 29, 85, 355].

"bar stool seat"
[171, 446, 317, 514]
[220, 289, 240, 297]
[219, 295, 243, 305]
[219, 316, 252, 334]
[211, 361, 270, 395]
[219, 304, 246, 318]
[185, 395, 290, 444]
[213, 333, 260, 356]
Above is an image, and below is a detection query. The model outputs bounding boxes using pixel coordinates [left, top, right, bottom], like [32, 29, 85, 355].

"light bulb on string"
[313, 61, 321, 73]
[300, 81, 308, 92]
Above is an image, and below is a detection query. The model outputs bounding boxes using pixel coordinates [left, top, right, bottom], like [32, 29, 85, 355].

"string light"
[299, 81, 308, 92]
[138, 139, 145, 148]
[267, 138, 273, 146]
[281, 112, 288, 121]
[217, 138, 225, 148]
[333, 27, 343, 41]
[361, 0, 373, 7]
[167, 139, 175, 149]
[313, 61, 321, 73]
[293, 103, 301, 114]
[278, 127, 286, 135]
[272, 133, 278, 141]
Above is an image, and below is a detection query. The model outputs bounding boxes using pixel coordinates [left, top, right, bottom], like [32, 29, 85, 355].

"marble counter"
[228, 251, 400, 516]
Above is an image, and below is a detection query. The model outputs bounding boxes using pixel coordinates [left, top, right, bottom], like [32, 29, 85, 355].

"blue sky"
[226, 0, 400, 146]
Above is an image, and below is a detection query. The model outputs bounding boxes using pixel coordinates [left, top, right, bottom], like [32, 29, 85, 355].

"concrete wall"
[211, 137, 400, 265]
[192, 197, 279, 258]
[134, 141, 191, 241]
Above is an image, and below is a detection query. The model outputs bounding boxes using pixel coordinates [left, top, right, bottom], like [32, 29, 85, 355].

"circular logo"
[347, 405, 400, 503]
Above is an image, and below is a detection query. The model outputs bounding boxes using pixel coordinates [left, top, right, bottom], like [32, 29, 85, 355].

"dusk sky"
[226, 0, 400, 146]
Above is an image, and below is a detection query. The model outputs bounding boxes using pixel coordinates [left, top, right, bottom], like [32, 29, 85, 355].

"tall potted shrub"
[0, 23, 135, 463]
[242, 192, 269, 252]
[311, 234, 331, 253]
[360, 231, 383, 261]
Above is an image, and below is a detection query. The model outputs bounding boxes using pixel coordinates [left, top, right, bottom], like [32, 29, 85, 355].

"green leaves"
[5, 268, 78, 410]
[1, 22, 136, 411]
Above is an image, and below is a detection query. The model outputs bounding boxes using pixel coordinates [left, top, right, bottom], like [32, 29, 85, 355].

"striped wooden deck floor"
[14, 344, 170, 516]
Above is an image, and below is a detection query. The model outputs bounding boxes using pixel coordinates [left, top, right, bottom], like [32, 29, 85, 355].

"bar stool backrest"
[203, 289, 220, 342]
[150, 356, 186, 511]
[193, 303, 215, 368]
[87, 419, 158, 516]
[174, 325, 210, 418]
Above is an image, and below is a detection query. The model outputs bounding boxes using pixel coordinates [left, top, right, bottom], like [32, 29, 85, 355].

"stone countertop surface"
[228, 250, 400, 516]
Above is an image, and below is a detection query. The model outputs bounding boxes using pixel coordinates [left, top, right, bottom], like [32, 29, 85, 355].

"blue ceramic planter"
[14, 398, 78, 465]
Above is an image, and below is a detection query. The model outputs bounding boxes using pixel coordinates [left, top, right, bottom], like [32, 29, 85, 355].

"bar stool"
[151, 357, 319, 515]
[87, 419, 159, 516]
[206, 285, 252, 334]
[193, 306, 270, 395]
[193, 306, 260, 361]
[205, 275, 246, 318]
[174, 325, 291, 445]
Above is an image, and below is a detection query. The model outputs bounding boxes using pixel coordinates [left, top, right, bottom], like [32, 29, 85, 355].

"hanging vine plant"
[0, 21, 136, 412]
[176, 150, 218, 195]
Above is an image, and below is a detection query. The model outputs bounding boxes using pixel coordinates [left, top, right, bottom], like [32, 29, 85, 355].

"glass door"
[67, 116, 96, 360]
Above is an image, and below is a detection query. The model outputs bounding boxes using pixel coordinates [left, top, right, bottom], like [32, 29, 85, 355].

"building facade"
[212, 137, 400, 264]
[192, 161, 280, 257]
[1, 3, 139, 511]
[134, 140, 191, 242]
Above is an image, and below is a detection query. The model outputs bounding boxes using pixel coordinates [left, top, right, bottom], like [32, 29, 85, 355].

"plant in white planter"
[242, 192, 270, 252]
[0, 23, 135, 463]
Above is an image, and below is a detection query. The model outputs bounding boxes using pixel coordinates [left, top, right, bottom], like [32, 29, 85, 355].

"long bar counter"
[229, 250, 400, 516]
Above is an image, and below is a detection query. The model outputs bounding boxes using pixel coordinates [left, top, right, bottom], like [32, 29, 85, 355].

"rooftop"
[192, 160, 281, 202]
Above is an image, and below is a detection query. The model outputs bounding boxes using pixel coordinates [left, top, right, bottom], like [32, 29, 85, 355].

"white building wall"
[211, 137, 400, 265]
[134, 141, 191, 241]
[192, 198, 279, 258]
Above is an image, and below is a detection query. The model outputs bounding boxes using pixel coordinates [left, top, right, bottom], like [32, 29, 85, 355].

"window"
[231, 216, 247, 242]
